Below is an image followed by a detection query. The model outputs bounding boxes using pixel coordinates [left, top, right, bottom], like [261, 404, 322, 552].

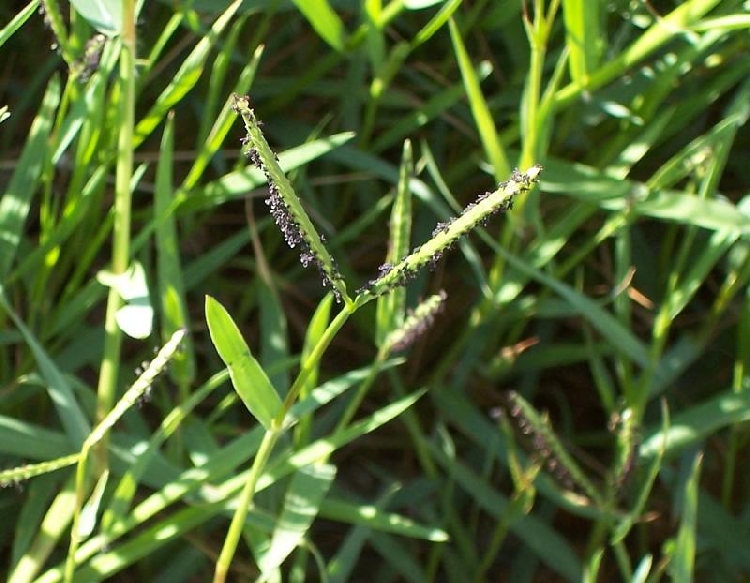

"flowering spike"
[359, 166, 542, 299]
[231, 94, 348, 302]
[383, 290, 448, 353]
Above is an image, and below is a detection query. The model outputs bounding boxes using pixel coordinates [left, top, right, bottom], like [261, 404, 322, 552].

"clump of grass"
[1, 1, 750, 582]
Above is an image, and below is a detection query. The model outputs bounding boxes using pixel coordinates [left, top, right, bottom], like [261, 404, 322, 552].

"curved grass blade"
[0, 287, 90, 447]
[561, 0, 601, 84]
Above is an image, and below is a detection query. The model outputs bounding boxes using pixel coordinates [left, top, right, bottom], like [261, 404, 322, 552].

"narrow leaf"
[448, 18, 510, 180]
[290, 0, 346, 51]
[156, 113, 195, 384]
[257, 463, 336, 574]
[0, 288, 90, 447]
[0, 75, 58, 279]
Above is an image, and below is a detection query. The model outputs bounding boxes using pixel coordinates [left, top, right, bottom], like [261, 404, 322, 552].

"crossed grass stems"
[214, 97, 637, 579]
[205, 94, 545, 580]
[0, 93, 543, 581]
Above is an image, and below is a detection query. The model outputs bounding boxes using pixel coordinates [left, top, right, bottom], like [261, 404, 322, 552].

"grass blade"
[561, 0, 600, 84]
[448, 18, 510, 180]
[0, 75, 58, 279]
[290, 0, 346, 51]
[205, 295, 283, 430]
[257, 463, 336, 574]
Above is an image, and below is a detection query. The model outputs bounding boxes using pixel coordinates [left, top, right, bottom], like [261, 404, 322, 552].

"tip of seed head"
[525, 165, 543, 181]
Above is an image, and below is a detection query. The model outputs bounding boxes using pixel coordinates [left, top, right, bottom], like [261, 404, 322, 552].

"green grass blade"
[370, 64, 491, 152]
[0, 75, 58, 279]
[7, 477, 77, 583]
[320, 498, 449, 542]
[375, 140, 414, 345]
[369, 531, 429, 583]
[183, 44, 264, 192]
[430, 442, 583, 582]
[257, 463, 336, 574]
[290, 0, 346, 51]
[448, 18, 510, 180]
[257, 274, 290, 393]
[155, 114, 195, 386]
[410, 0, 462, 49]
[640, 390, 750, 460]
[205, 295, 283, 430]
[0, 0, 39, 49]
[669, 453, 701, 583]
[101, 373, 225, 533]
[132, 0, 243, 147]
[263, 389, 426, 489]
[486, 236, 649, 368]
[555, 0, 723, 106]
[0, 417, 73, 460]
[294, 294, 334, 447]
[7, 473, 61, 576]
[561, 0, 600, 84]
[0, 289, 90, 447]
[542, 158, 749, 232]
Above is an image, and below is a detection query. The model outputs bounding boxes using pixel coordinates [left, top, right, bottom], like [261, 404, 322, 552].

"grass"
[1, 0, 750, 581]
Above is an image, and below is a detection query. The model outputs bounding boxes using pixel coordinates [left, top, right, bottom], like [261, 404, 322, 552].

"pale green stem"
[94, 0, 136, 470]
[213, 426, 279, 583]
[213, 300, 356, 580]
[281, 301, 356, 415]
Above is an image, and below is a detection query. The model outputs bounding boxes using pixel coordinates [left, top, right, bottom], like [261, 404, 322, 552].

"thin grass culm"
[93, 0, 139, 484]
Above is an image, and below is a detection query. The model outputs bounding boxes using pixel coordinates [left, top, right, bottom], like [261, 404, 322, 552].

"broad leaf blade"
[70, 0, 122, 36]
[205, 295, 283, 429]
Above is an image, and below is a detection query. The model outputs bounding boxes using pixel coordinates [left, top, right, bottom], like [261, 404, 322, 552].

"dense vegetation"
[1, 1, 750, 581]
